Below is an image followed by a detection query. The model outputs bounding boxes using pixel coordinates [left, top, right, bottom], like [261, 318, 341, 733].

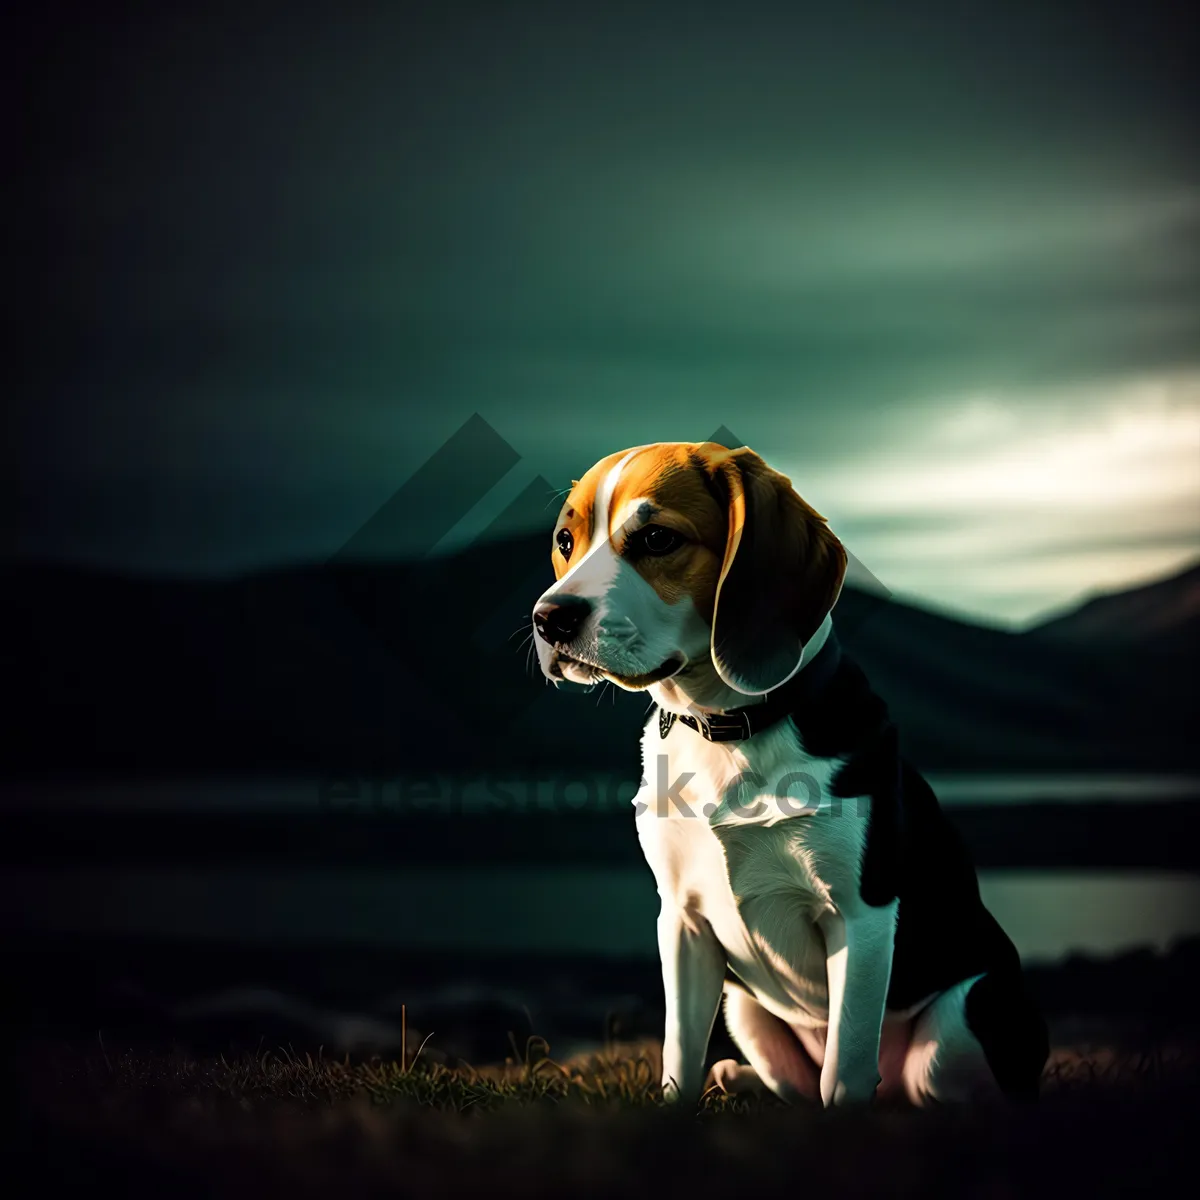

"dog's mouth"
[599, 653, 687, 690]
[544, 653, 602, 693]
[549, 651, 687, 692]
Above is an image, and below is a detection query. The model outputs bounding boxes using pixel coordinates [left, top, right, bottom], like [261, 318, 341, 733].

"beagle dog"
[532, 442, 1048, 1107]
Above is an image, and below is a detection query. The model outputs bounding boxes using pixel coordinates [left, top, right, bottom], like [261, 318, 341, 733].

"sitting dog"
[531, 441, 1048, 1107]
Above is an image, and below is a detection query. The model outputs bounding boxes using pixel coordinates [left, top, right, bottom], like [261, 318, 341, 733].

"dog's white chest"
[634, 713, 868, 1024]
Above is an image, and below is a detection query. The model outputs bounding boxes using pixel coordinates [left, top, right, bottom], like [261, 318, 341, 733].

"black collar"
[656, 629, 842, 743]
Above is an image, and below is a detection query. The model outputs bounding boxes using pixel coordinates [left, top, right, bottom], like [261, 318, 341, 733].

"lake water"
[2, 773, 1197, 966]
[5, 863, 1200, 965]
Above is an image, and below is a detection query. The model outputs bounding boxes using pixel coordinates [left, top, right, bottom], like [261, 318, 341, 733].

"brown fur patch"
[549, 443, 845, 675]
[605, 444, 731, 614]
[550, 442, 745, 612]
[550, 449, 631, 580]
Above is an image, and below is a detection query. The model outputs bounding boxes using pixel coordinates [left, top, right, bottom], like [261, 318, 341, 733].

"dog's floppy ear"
[708, 447, 847, 694]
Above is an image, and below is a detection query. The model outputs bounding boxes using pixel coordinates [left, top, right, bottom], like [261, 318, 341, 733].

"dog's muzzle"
[533, 596, 592, 648]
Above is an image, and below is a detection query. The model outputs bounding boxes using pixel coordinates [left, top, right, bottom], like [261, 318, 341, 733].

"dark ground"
[8, 937, 1200, 1197]
[11, 1031, 1199, 1198]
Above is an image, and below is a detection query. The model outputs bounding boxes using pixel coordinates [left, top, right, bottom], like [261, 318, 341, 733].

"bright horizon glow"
[785, 372, 1200, 627]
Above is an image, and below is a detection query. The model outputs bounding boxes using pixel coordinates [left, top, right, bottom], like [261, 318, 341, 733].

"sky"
[5, 0, 1198, 627]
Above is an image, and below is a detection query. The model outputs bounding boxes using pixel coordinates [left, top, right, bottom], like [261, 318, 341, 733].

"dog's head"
[531, 442, 847, 704]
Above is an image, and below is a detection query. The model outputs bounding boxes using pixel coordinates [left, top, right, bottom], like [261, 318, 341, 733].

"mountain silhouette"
[3, 542, 1197, 776]
[1029, 559, 1200, 651]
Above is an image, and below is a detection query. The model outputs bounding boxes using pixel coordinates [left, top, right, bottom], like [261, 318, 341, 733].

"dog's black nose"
[533, 596, 592, 645]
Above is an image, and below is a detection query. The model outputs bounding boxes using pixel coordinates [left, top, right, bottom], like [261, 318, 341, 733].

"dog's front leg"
[657, 900, 726, 1105]
[817, 902, 898, 1107]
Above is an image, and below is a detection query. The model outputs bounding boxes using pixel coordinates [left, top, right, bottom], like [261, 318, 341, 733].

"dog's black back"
[790, 643, 1050, 1097]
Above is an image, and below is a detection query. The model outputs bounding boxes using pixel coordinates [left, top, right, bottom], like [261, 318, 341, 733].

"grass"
[30, 1036, 738, 1116]
[26, 1032, 1200, 1112]
[14, 1031, 1200, 1198]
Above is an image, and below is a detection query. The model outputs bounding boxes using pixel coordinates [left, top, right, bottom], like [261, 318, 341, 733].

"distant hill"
[3, 544, 1197, 776]
[1028, 560, 1200, 651]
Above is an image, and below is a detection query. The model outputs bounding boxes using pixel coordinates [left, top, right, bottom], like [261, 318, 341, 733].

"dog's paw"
[824, 1075, 883, 1108]
[661, 1074, 707, 1106]
[709, 1059, 765, 1096]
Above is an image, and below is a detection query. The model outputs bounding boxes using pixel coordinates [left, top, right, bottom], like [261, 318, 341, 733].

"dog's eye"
[556, 528, 574, 559]
[632, 525, 685, 557]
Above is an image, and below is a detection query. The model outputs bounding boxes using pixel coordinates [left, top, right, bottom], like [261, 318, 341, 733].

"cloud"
[788, 373, 1200, 624]
[7, 0, 1198, 626]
